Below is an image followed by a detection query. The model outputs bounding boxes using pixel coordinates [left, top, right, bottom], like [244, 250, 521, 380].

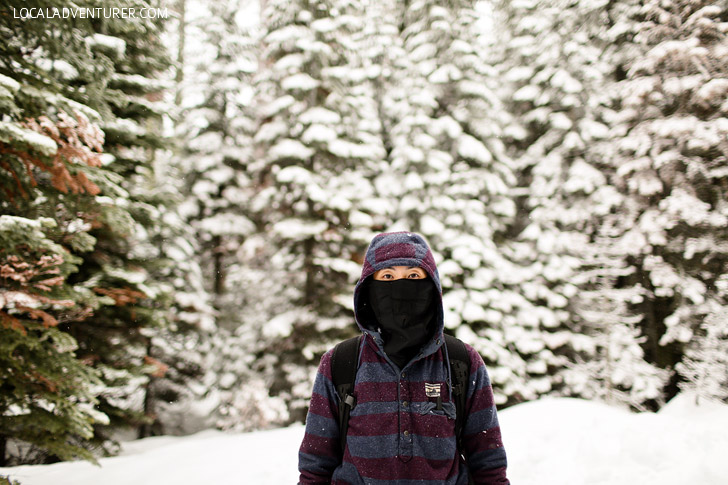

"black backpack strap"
[444, 334, 471, 458]
[331, 335, 362, 456]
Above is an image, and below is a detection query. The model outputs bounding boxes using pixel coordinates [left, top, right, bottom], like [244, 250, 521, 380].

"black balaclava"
[368, 278, 438, 368]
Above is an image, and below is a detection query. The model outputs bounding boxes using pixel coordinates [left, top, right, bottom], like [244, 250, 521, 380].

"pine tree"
[1, 0, 177, 462]
[175, 0, 258, 306]
[61, 2, 179, 445]
[1, 2, 112, 464]
[490, 0, 665, 406]
[677, 311, 728, 403]
[368, 0, 561, 406]
[251, 0, 385, 421]
[169, 0, 291, 432]
[0, 217, 102, 465]
[594, 0, 728, 405]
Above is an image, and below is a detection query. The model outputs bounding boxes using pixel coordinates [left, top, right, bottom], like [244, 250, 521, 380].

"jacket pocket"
[416, 401, 456, 419]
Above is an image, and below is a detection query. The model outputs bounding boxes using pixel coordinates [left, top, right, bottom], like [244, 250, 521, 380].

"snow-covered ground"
[2, 393, 726, 485]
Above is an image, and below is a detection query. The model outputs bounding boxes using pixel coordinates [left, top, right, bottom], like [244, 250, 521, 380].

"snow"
[269, 139, 314, 161]
[36, 59, 79, 81]
[2, 395, 726, 485]
[0, 73, 20, 93]
[281, 73, 320, 91]
[302, 124, 338, 144]
[0, 121, 57, 156]
[198, 213, 255, 236]
[300, 107, 342, 125]
[110, 73, 170, 91]
[85, 34, 127, 58]
[457, 133, 493, 163]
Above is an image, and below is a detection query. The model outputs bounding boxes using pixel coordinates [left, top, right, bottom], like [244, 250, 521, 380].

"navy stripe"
[357, 361, 399, 382]
[413, 434, 457, 460]
[347, 434, 456, 460]
[346, 434, 399, 458]
[312, 373, 334, 395]
[354, 477, 461, 485]
[463, 406, 498, 435]
[304, 412, 339, 438]
[469, 446, 508, 470]
[298, 450, 339, 474]
[466, 366, 491, 400]
[351, 401, 396, 416]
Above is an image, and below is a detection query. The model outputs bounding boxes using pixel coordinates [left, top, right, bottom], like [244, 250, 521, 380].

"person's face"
[372, 265, 427, 281]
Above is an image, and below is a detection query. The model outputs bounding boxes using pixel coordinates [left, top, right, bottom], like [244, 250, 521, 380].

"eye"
[408, 272, 423, 279]
[381, 273, 394, 279]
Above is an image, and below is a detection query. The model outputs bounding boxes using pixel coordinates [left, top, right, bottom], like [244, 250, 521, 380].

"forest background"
[0, 0, 726, 467]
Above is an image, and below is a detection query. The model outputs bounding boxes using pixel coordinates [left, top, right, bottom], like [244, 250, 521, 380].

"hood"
[354, 231, 445, 358]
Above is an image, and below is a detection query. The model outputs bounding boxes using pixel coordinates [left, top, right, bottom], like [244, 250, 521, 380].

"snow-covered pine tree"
[174, 0, 258, 309]
[167, 0, 291, 433]
[251, 0, 385, 421]
[677, 310, 728, 403]
[49, 3, 183, 446]
[489, 0, 667, 407]
[0, 0, 162, 463]
[594, 0, 728, 405]
[369, 0, 546, 406]
[0, 206, 103, 466]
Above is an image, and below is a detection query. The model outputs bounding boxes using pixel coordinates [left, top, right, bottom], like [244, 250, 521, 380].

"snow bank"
[500, 394, 728, 485]
[1, 426, 302, 485]
[2, 395, 726, 485]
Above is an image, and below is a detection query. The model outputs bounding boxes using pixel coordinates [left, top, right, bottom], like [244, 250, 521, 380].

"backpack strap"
[331, 335, 362, 456]
[444, 334, 471, 459]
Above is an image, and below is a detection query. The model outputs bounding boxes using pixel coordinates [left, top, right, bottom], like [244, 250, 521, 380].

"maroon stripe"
[420, 251, 437, 273]
[413, 414, 457, 438]
[347, 413, 399, 436]
[355, 381, 399, 402]
[358, 345, 446, 364]
[356, 376, 468, 402]
[406, 381, 449, 402]
[301, 432, 338, 457]
[347, 412, 455, 439]
[464, 425, 504, 455]
[361, 260, 374, 277]
[360, 347, 388, 363]
[468, 350, 485, 372]
[468, 385, 495, 413]
[375, 242, 416, 262]
[348, 455, 456, 480]
[309, 392, 335, 418]
[355, 380, 458, 404]
[319, 351, 333, 377]
[471, 465, 508, 483]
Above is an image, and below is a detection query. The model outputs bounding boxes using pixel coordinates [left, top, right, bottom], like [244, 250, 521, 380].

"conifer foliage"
[491, 0, 662, 407]
[595, 0, 728, 404]
[1, 0, 174, 464]
[250, 0, 385, 421]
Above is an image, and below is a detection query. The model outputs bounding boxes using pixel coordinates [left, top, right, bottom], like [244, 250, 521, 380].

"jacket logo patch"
[424, 383, 441, 398]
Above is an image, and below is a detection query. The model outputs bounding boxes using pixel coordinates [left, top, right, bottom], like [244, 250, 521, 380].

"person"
[298, 231, 510, 484]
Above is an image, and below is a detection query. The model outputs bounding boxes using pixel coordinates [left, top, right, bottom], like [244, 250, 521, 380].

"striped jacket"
[298, 232, 509, 484]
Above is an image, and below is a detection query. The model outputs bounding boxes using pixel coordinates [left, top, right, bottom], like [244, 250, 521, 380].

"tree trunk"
[213, 234, 225, 296]
[303, 236, 315, 307]
[0, 434, 7, 467]
[174, 0, 186, 107]
[138, 338, 156, 439]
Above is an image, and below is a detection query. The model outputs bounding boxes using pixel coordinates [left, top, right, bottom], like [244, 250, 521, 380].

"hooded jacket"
[298, 232, 509, 484]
